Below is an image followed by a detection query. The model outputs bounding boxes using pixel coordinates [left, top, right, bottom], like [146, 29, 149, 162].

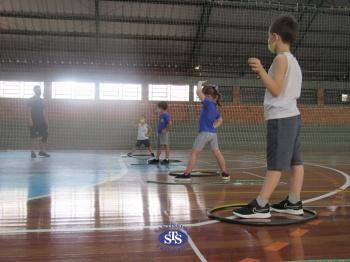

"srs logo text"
[158, 224, 188, 247]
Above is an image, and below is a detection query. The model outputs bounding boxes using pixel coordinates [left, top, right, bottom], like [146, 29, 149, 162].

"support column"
[43, 81, 51, 99]
[232, 86, 240, 106]
[317, 87, 324, 106]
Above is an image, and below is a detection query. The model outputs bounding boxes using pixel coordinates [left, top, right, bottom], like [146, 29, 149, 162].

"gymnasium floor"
[0, 150, 349, 261]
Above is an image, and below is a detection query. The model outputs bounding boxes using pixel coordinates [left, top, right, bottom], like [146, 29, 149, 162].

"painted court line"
[303, 163, 350, 204]
[0, 163, 349, 236]
[184, 230, 207, 262]
[242, 171, 288, 185]
[264, 241, 289, 252]
[28, 158, 129, 201]
[307, 219, 322, 226]
[289, 228, 309, 237]
[239, 258, 260, 262]
[318, 211, 333, 217]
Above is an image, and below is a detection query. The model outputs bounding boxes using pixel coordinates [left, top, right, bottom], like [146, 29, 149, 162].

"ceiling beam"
[95, 0, 100, 49]
[293, 0, 326, 54]
[1, 11, 348, 36]
[190, 2, 212, 68]
[99, 0, 205, 6]
[1, 29, 349, 49]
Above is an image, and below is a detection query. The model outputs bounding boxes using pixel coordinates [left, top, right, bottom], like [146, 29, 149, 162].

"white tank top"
[264, 52, 302, 120]
[137, 123, 149, 140]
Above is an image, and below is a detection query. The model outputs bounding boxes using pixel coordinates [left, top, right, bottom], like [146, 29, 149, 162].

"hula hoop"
[207, 204, 318, 226]
[146, 179, 262, 186]
[132, 153, 154, 157]
[168, 169, 219, 177]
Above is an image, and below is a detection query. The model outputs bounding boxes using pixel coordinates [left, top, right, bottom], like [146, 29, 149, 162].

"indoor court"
[0, 0, 350, 261]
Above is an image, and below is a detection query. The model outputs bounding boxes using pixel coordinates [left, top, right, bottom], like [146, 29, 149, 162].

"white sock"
[256, 196, 268, 207]
[288, 193, 300, 204]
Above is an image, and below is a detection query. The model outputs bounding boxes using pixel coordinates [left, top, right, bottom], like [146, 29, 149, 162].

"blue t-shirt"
[198, 98, 220, 133]
[157, 112, 171, 134]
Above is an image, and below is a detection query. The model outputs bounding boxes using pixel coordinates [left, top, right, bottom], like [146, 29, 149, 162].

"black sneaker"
[148, 158, 159, 165]
[233, 199, 271, 219]
[38, 151, 50, 157]
[127, 153, 133, 157]
[151, 153, 155, 157]
[161, 159, 170, 165]
[175, 173, 191, 182]
[31, 151, 37, 158]
[271, 198, 304, 215]
[221, 172, 230, 181]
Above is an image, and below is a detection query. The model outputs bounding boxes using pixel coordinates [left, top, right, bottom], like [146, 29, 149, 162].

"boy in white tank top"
[234, 15, 304, 219]
[128, 115, 155, 157]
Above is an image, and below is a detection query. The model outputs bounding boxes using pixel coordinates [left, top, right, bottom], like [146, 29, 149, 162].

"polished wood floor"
[0, 150, 349, 261]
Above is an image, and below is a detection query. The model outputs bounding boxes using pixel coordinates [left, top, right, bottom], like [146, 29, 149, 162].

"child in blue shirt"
[148, 101, 172, 165]
[175, 81, 230, 182]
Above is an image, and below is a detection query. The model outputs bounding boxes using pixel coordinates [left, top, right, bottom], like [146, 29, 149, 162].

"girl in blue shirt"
[175, 81, 230, 182]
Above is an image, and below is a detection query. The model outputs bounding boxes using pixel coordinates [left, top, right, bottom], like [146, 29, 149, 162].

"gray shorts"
[157, 132, 169, 146]
[192, 132, 219, 151]
[267, 115, 303, 171]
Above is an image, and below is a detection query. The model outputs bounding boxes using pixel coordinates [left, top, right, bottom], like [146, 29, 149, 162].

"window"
[240, 87, 265, 104]
[325, 89, 350, 105]
[299, 89, 318, 105]
[100, 83, 142, 100]
[0, 81, 44, 98]
[149, 84, 189, 101]
[193, 86, 200, 102]
[52, 82, 95, 99]
[194, 85, 233, 103]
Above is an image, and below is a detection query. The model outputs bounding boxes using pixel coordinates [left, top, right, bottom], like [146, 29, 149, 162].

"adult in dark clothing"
[27, 85, 50, 158]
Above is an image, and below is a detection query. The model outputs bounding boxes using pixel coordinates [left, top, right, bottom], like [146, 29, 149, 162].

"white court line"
[1, 162, 349, 236]
[303, 162, 350, 204]
[184, 230, 207, 262]
[242, 171, 288, 185]
[198, 160, 214, 165]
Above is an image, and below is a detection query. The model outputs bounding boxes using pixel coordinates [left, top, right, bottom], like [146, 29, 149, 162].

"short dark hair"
[157, 101, 168, 110]
[269, 15, 298, 45]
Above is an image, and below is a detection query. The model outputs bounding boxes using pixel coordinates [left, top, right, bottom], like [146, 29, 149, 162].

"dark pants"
[30, 123, 48, 143]
[267, 115, 303, 171]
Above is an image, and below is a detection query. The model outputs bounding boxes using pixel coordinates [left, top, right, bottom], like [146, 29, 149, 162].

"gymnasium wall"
[1, 87, 349, 151]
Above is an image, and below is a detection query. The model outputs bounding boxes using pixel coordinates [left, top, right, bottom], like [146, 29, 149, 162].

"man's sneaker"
[175, 173, 191, 182]
[271, 198, 304, 215]
[38, 151, 50, 157]
[161, 159, 170, 165]
[148, 158, 159, 164]
[31, 151, 37, 158]
[221, 172, 230, 181]
[127, 153, 133, 157]
[233, 199, 271, 219]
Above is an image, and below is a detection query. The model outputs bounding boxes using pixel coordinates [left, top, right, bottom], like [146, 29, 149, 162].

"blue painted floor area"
[0, 151, 185, 200]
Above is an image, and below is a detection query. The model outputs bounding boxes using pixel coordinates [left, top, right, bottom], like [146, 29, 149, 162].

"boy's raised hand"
[248, 58, 264, 74]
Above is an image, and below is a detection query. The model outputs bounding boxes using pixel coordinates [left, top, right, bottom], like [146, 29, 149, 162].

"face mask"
[268, 40, 277, 54]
